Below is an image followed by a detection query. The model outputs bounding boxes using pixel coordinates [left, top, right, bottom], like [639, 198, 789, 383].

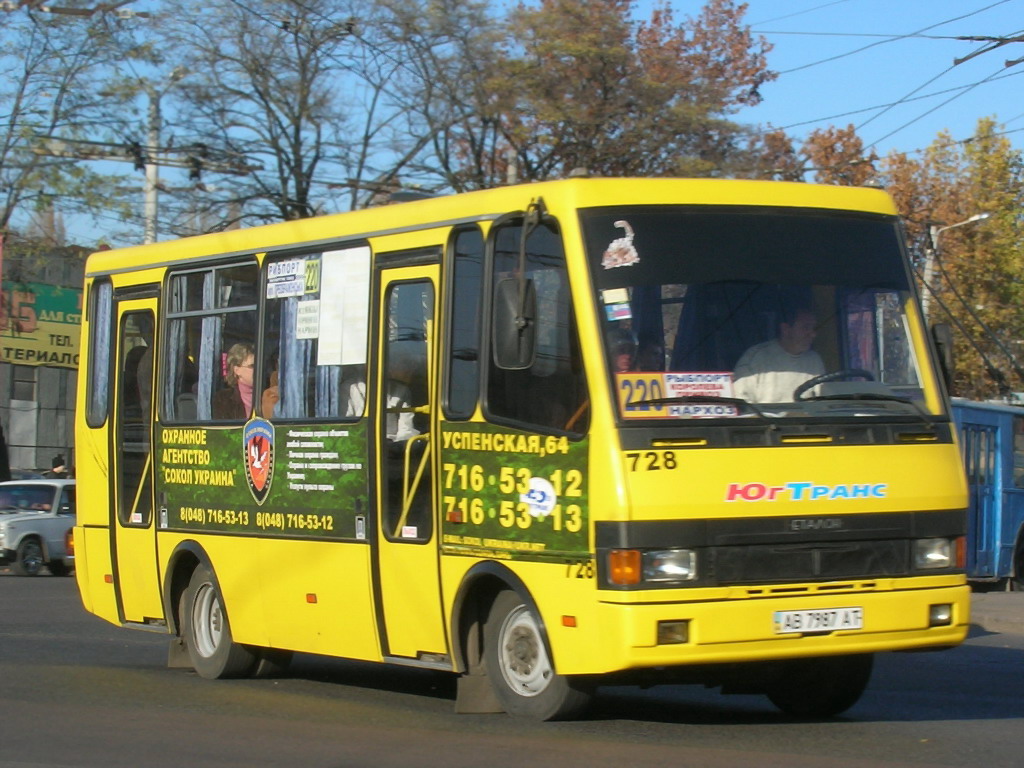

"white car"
[0, 479, 76, 576]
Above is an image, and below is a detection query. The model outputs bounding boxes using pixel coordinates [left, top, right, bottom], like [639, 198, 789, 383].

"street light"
[921, 212, 990, 322]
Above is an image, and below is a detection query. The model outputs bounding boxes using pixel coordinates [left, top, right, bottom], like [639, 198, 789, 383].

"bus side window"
[1014, 416, 1024, 489]
[485, 219, 588, 434]
[163, 262, 259, 423]
[262, 248, 369, 421]
[445, 226, 484, 419]
[86, 279, 113, 428]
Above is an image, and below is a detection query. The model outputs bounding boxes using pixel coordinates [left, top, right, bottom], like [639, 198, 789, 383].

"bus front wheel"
[180, 564, 258, 679]
[765, 653, 873, 718]
[483, 590, 593, 720]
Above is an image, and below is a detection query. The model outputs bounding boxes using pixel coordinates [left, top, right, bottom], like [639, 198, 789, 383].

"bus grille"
[711, 540, 909, 583]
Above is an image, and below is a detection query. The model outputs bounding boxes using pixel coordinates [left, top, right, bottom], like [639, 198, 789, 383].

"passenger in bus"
[213, 342, 256, 420]
[261, 353, 280, 418]
[607, 328, 637, 373]
[345, 369, 419, 443]
[733, 306, 824, 403]
[634, 338, 666, 372]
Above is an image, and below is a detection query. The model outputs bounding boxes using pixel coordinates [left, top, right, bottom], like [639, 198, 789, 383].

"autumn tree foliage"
[385, 0, 774, 189]
[882, 119, 1024, 399]
[753, 117, 1023, 400]
[501, 0, 774, 181]
[802, 125, 878, 186]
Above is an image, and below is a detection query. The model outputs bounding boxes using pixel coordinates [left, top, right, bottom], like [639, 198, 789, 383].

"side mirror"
[492, 278, 536, 370]
[931, 322, 954, 393]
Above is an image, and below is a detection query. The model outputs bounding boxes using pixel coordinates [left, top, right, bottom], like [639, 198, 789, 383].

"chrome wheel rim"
[498, 605, 553, 697]
[191, 582, 223, 658]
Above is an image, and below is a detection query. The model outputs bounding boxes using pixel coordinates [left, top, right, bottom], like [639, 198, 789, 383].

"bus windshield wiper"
[801, 392, 911, 404]
[627, 394, 777, 424]
[800, 391, 933, 424]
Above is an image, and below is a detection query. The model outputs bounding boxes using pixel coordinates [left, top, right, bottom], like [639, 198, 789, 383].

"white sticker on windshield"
[601, 220, 640, 269]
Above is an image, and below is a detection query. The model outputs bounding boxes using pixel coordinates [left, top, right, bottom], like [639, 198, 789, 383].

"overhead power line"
[756, 68, 1024, 132]
[758, 31, 1013, 41]
[751, 0, 853, 27]
[866, 62, 1010, 149]
[29, 135, 261, 176]
[776, 0, 1014, 74]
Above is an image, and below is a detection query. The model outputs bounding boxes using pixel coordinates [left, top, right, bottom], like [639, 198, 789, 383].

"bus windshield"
[581, 206, 934, 421]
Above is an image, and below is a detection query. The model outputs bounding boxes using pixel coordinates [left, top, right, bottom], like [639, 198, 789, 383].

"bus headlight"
[643, 549, 698, 582]
[914, 538, 953, 569]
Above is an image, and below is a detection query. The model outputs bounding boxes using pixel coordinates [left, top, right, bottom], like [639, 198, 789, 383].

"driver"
[733, 306, 824, 403]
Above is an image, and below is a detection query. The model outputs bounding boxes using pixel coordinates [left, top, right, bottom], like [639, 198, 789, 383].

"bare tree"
[0, 6, 141, 244]
[151, 0, 430, 230]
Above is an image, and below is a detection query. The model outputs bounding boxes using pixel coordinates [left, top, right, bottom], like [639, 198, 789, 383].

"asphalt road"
[3, 572, 1024, 768]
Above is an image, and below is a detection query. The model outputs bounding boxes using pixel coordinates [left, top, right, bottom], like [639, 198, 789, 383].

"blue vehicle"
[951, 398, 1024, 589]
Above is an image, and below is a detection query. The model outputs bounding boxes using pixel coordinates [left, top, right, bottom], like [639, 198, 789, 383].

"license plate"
[774, 607, 863, 634]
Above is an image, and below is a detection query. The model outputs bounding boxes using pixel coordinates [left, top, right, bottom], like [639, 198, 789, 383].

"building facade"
[1, 246, 85, 474]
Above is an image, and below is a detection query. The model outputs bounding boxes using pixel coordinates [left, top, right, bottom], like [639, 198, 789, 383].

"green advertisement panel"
[1, 280, 82, 368]
[439, 422, 590, 562]
[156, 418, 369, 540]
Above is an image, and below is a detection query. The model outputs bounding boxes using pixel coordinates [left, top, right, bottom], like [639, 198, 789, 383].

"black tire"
[252, 648, 293, 678]
[47, 560, 71, 577]
[1012, 538, 1024, 591]
[483, 590, 593, 720]
[180, 564, 258, 679]
[766, 654, 874, 718]
[12, 537, 44, 576]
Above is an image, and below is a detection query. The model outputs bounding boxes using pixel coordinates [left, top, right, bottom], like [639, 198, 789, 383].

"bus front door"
[373, 268, 448, 662]
[111, 297, 163, 622]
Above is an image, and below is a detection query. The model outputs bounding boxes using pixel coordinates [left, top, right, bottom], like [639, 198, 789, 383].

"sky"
[682, 0, 1024, 158]
[23, 0, 1024, 248]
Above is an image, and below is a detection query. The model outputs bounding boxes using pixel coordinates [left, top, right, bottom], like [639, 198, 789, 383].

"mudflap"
[455, 672, 504, 714]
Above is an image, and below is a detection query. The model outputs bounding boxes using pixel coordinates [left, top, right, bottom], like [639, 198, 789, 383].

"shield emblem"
[243, 418, 275, 505]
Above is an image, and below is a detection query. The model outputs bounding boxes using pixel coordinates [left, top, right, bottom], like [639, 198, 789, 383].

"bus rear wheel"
[483, 590, 593, 720]
[180, 564, 258, 679]
[1012, 539, 1024, 591]
[765, 654, 873, 718]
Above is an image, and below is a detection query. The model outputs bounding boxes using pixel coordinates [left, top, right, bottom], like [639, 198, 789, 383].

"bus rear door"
[373, 262, 447, 661]
[111, 295, 163, 622]
[962, 418, 998, 578]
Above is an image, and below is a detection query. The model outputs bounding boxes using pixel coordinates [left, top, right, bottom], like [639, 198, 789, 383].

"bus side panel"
[440, 556, 605, 675]
[258, 537, 380, 660]
[74, 277, 117, 624]
[158, 534, 264, 645]
[159, 534, 380, 660]
[74, 526, 119, 626]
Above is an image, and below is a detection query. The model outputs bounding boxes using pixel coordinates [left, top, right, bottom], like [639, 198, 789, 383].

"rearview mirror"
[492, 278, 536, 370]
[931, 322, 954, 393]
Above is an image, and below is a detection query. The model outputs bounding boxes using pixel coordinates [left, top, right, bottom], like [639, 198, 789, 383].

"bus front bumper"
[562, 581, 970, 675]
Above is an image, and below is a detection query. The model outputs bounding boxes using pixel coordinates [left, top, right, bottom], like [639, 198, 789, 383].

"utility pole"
[922, 213, 989, 322]
[142, 68, 187, 244]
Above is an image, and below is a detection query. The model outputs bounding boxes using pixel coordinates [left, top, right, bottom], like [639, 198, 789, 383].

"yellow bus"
[74, 177, 969, 720]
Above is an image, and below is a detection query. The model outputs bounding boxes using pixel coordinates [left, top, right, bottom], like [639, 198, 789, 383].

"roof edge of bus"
[83, 177, 896, 275]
